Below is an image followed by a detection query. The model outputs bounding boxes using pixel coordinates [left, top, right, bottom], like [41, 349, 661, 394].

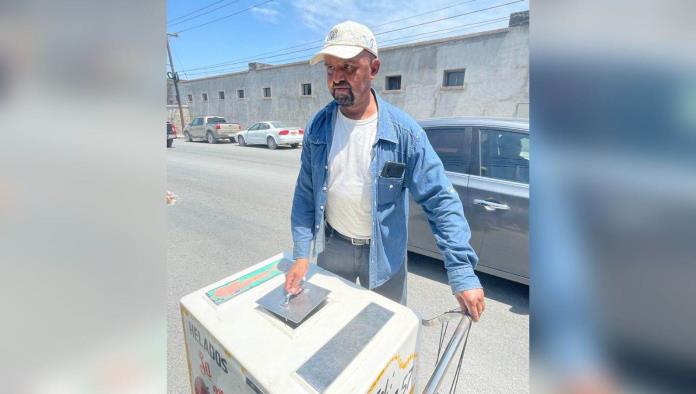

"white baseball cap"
[309, 21, 378, 65]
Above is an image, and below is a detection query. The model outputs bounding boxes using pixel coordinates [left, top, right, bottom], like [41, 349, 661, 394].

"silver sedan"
[408, 117, 529, 284]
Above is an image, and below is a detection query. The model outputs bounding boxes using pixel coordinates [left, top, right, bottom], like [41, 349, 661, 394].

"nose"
[331, 68, 345, 84]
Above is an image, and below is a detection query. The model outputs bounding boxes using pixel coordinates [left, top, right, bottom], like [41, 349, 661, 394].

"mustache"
[332, 83, 351, 89]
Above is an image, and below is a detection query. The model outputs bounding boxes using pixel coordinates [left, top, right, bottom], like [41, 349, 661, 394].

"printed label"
[183, 313, 249, 394]
[206, 259, 288, 305]
[367, 353, 417, 394]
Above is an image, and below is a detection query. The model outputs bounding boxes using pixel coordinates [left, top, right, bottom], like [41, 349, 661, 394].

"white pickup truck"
[183, 116, 242, 144]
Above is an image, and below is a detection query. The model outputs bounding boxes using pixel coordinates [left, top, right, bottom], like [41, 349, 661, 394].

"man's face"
[324, 51, 379, 107]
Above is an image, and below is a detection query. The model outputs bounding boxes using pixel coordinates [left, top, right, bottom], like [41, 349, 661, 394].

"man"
[285, 21, 485, 321]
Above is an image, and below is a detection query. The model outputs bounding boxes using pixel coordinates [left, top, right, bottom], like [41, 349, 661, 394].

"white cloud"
[252, 6, 281, 24]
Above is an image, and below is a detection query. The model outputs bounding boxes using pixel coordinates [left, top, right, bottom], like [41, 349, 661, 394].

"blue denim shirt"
[291, 90, 481, 293]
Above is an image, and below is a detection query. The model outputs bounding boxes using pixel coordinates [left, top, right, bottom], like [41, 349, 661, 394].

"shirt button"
[320, 205, 324, 210]
[322, 186, 327, 191]
[389, 185, 394, 189]
[324, 165, 328, 170]
[316, 225, 320, 229]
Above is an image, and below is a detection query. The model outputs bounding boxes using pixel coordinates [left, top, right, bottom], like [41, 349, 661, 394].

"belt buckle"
[351, 237, 368, 246]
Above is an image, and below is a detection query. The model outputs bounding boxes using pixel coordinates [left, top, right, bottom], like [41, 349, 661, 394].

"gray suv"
[408, 117, 529, 284]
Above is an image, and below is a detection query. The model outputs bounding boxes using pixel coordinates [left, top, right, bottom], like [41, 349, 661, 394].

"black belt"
[325, 222, 370, 246]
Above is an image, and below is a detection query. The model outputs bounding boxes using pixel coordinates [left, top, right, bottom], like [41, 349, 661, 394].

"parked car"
[183, 116, 242, 144]
[408, 117, 529, 284]
[166, 121, 177, 148]
[236, 121, 303, 149]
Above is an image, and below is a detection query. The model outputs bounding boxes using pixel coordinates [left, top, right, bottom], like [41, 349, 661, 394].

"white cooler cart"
[180, 252, 471, 394]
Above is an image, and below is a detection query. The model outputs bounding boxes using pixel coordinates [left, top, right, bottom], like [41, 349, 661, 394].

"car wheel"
[185, 132, 192, 142]
[267, 136, 278, 150]
[207, 132, 216, 144]
[290, 143, 299, 149]
[237, 135, 245, 146]
[167, 139, 173, 148]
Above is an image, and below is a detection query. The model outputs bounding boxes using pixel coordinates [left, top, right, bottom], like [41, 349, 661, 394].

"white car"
[236, 121, 304, 150]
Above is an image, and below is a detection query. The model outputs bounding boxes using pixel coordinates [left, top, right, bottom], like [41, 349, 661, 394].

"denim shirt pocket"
[377, 175, 404, 205]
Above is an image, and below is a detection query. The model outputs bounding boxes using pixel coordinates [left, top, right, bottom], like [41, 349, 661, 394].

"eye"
[344, 64, 353, 72]
[326, 65, 334, 72]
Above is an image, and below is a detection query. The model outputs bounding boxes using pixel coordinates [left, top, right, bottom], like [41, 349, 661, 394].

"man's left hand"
[455, 288, 485, 322]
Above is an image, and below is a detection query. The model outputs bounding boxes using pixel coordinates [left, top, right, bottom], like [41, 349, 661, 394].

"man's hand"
[455, 288, 485, 322]
[284, 258, 309, 295]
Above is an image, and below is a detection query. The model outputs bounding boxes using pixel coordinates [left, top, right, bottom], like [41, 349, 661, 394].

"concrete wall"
[178, 13, 528, 129]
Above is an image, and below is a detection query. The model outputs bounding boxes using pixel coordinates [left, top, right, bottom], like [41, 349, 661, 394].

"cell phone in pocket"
[381, 161, 406, 178]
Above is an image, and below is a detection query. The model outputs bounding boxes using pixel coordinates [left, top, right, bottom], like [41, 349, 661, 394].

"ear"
[369, 58, 381, 79]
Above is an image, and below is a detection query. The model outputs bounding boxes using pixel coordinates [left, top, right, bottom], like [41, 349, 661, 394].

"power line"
[168, 0, 230, 23]
[181, 16, 512, 78]
[177, 0, 482, 72]
[168, 0, 243, 27]
[380, 16, 508, 46]
[174, 0, 276, 34]
[177, 0, 522, 73]
[372, 0, 480, 29]
[379, 0, 522, 35]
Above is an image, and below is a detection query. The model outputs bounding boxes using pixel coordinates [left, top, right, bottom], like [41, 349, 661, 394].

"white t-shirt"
[326, 109, 378, 239]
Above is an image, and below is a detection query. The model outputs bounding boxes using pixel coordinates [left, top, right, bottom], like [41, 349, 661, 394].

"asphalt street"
[167, 139, 529, 393]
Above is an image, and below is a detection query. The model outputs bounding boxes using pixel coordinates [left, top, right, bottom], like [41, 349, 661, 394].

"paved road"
[167, 139, 529, 393]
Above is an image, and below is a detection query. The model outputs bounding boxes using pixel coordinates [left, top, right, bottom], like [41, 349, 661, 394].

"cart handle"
[422, 312, 472, 394]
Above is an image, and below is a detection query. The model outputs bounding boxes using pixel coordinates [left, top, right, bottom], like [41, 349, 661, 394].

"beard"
[332, 84, 354, 106]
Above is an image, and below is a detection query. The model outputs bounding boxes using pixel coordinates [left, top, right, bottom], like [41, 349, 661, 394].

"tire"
[167, 139, 173, 148]
[290, 143, 299, 149]
[267, 136, 278, 150]
[237, 135, 246, 146]
[207, 132, 216, 144]
[185, 132, 192, 142]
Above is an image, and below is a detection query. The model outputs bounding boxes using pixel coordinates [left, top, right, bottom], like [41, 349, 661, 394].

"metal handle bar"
[422, 312, 473, 394]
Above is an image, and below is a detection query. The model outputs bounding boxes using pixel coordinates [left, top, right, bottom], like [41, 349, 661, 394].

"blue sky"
[167, 0, 529, 80]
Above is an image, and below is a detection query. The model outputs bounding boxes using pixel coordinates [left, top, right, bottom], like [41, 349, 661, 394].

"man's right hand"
[284, 258, 309, 295]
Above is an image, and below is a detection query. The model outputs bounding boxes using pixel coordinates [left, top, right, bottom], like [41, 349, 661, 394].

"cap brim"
[309, 45, 364, 65]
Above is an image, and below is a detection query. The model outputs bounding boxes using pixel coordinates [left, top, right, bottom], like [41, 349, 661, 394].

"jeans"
[317, 224, 407, 305]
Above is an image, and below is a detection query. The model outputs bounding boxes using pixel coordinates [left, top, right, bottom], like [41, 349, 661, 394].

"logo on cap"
[327, 28, 338, 41]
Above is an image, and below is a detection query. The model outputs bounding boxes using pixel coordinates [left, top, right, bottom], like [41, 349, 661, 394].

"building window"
[187, 94, 193, 102]
[301, 83, 312, 96]
[385, 75, 402, 91]
[218, 91, 225, 100]
[202, 92, 208, 101]
[443, 69, 465, 87]
[263, 87, 271, 98]
[237, 89, 245, 99]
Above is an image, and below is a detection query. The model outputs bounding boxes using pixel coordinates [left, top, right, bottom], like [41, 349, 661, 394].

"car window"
[195, 118, 203, 126]
[479, 128, 529, 184]
[424, 127, 473, 174]
[270, 122, 292, 128]
[260, 123, 270, 130]
[206, 117, 227, 124]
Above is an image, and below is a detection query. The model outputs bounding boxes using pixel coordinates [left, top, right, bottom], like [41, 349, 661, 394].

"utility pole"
[167, 33, 186, 135]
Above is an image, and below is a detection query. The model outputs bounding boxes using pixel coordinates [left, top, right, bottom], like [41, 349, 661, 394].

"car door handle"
[473, 199, 510, 211]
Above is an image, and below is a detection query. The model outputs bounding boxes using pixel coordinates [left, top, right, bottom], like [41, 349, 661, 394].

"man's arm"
[407, 127, 485, 320]
[287, 129, 315, 294]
